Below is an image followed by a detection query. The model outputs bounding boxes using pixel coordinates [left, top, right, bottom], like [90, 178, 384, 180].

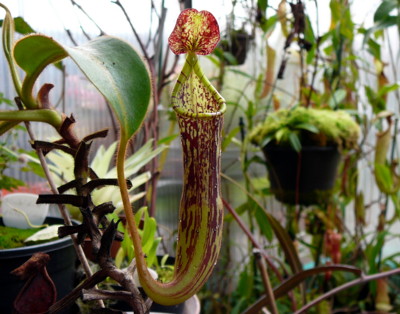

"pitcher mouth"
[173, 101, 226, 119]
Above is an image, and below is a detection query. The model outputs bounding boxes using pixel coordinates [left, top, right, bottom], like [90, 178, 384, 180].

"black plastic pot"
[220, 31, 252, 65]
[0, 217, 77, 314]
[262, 145, 341, 205]
[112, 295, 185, 314]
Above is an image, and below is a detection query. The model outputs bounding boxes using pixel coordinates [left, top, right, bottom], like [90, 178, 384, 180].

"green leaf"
[0, 121, 20, 136]
[368, 231, 388, 274]
[328, 89, 347, 108]
[158, 134, 178, 145]
[260, 135, 274, 148]
[257, 0, 268, 12]
[13, 16, 34, 34]
[142, 216, 157, 250]
[134, 206, 148, 226]
[367, 38, 381, 59]
[275, 128, 288, 143]
[14, 34, 151, 138]
[254, 206, 273, 242]
[288, 132, 301, 152]
[222, 126, 240, 151]
[295, 123, 319, 134]
[14, 35, 68, 109]
[260, 14, 278, 33]
[339, 8, 354, 40]
[378, 83, 400, 98]
[0, 16, 35, 35]
[65, 36, 151, 139]
[91, 142, 117, 178]
[374, 0, 397, 23]
[304, 16, 315, 44]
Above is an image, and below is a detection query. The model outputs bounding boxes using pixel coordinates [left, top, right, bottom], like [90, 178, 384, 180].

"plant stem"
[377, 118, 398, 269]
[253, 249, 279, 314]
[222, 198, 282, 280]
[294, 267, 400, 314]
[17, 99, 104, 309]
[0, 109, 63, 128]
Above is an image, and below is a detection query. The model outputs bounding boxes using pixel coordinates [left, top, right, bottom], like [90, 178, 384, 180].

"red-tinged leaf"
[168, 9, 220, 55]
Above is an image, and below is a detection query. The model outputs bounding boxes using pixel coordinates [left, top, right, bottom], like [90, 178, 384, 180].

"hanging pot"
[262, 145, 341, 205]
[220, 30, 252, 65]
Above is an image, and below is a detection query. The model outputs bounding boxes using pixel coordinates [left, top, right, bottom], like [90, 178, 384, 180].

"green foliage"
[249, 106, 360, 152]
[0, 16, 35, 35]
[365, 84, 400, 114]
[113, 207, 161, 271]
[0, 144, 24, 190]
[0, 225, 38, 249]
[42, 139, 166, 218]
[11, 34, 151, 138]
[1, 7, 151, 139]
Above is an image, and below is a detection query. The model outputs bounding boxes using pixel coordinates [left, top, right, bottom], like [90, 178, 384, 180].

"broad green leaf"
[142, 216, 157, 252]
[146, 237, 161, 268]
[13, 34, 151, 138]
[14, 35, 68, 109]
[65, 37, 151, 139]
[134, 206, 148, 226]
[374, 0, 397, 23]
[91, 142, 117, 177]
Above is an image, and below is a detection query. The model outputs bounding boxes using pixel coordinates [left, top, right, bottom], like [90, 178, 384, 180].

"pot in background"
[262, 145, 341, 206]
[2, 193, 49, 229]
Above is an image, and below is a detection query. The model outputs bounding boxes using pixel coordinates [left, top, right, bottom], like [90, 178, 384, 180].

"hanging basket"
[262, 145, 342, 206]
[220, 30, 252, 65]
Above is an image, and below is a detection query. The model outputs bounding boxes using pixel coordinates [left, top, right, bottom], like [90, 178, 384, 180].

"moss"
[249, 107, 360, 150]
[0, 225, 39, 249]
